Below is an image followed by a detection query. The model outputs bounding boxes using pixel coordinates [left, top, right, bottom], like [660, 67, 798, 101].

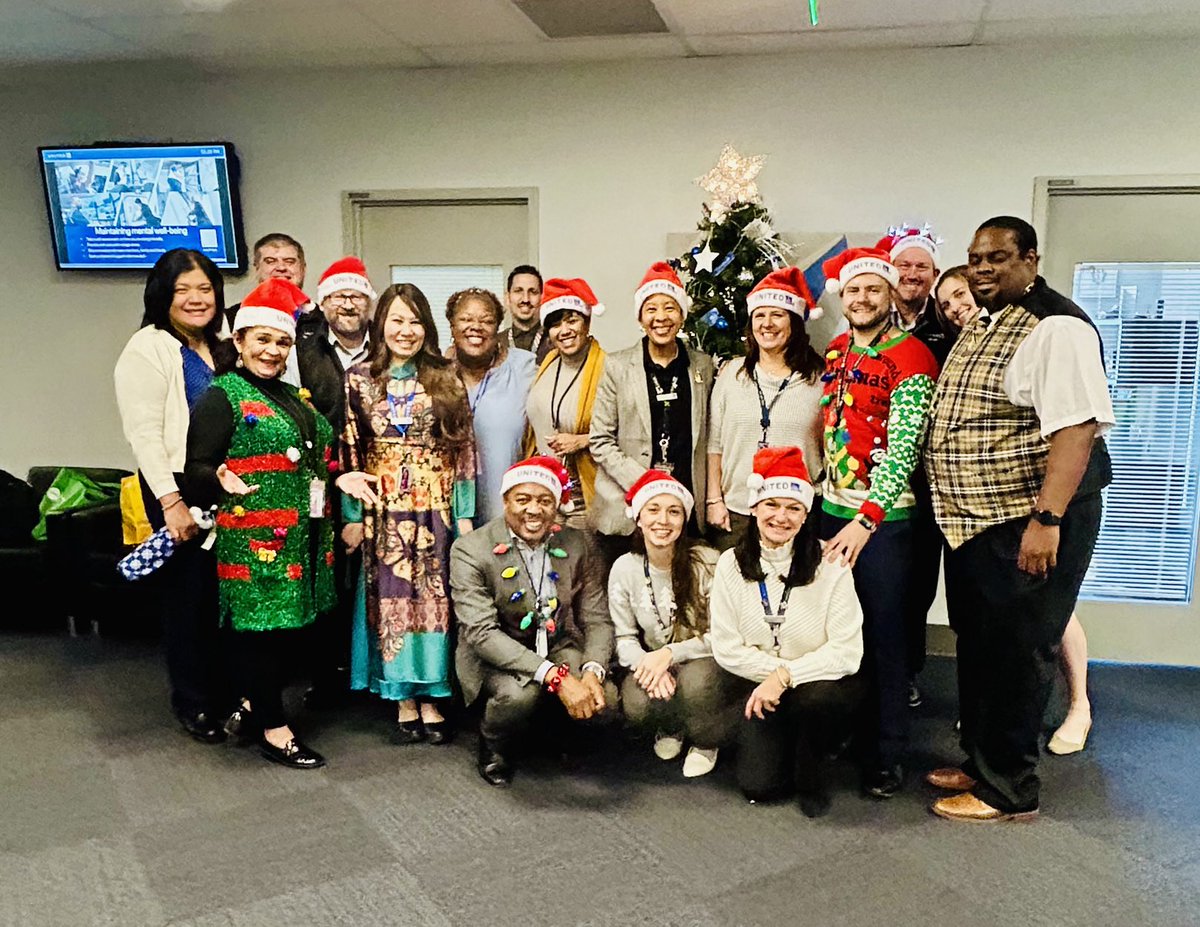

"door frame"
[1033, 174, 1200, 246]
[341, 186, 539, 259]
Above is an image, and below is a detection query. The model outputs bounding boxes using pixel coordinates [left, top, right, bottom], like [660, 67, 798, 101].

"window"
[390, 264, 506, 354]
[1074, 262, 1200, 603]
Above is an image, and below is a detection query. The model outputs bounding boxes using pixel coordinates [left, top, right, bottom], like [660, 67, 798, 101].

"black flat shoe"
[259, 737, 326, 769]
[177, 710, 227, 745]
[423, 720, 453, 745]
[477, 746, 513, 787]
[798, 789, 832, 819]
[391, 718, 425, 745]
[224, 706, 260, 743]
[863, 764, 904, 800]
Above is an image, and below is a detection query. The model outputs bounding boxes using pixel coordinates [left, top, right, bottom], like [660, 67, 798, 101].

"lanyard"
[650, 372, 679, 468]
[515, 542, 551, 613]
[757, 578, 794, 655]
[643, 556, 675, 634]
[550, 354, 586, 432]
[753, 370, 792, 449]
[468, 366, 494, 415]
[831, 327, 889, 425]
[385, 377, 418, 435]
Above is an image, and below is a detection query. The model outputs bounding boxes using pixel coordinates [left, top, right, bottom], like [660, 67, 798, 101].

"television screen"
[38, 142, 247, 272]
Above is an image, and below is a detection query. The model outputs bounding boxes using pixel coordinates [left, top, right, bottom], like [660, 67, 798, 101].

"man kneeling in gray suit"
[451, 456, 615, 786]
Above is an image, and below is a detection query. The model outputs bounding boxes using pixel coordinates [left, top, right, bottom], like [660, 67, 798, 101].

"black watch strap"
[1031, 509, 1062, 527]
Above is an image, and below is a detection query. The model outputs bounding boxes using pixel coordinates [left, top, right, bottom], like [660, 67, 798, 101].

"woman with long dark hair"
[706, 268, 824, 552]
[337, 283, 476, 744]
[710, 447, 863, 816]
[609, 470, 731, 777]
[115, 248, 233, 743]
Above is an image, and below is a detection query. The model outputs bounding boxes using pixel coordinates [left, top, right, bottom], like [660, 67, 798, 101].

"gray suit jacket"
[588, 341, 715, 535]
[451, 517, 613, 705]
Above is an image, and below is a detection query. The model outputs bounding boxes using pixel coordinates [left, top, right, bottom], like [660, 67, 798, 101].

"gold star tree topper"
[695, 145, 765, 209]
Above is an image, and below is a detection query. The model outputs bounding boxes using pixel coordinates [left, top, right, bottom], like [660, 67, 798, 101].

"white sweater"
[709, 542, 863, 687]
[113, 326, 192, 500]
[609, 547, 719, 670]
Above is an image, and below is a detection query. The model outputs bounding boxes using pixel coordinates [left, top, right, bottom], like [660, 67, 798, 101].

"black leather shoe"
[423, 721, 453, 745]
[224, 706, 260, 743]
[798, 789, 832, 819]
[391, 718, 425, 745]
[259, 737, 326, 769]
[477, 745, 513, 787]
[177, 710, 227, 744]
[864, 764, 904, 799]
[908, 679, 923, 710]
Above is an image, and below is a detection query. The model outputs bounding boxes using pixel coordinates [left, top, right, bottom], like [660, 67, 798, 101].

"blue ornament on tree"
[701, 308, 722, 328]
[714, 314, 730, 330]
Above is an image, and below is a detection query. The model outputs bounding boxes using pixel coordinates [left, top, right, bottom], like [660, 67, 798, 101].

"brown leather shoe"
[931, 792, 1038, 823]
[925, 766, 977, 791]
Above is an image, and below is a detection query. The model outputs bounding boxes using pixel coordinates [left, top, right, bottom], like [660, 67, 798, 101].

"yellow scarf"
[525, 339, 606, 506]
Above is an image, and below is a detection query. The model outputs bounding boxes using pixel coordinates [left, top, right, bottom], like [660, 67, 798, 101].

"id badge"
[656, 392, 677, 402]
[309, 479, 326, 518]
[658, 462, 674, 475]
[535, 626, 548, 658]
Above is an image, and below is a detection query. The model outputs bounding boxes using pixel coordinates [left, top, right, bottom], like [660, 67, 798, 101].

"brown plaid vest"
[925, 279, 1111, 549]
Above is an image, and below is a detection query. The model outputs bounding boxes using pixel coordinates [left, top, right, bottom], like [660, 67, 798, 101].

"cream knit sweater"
[113, 325, 192, 500]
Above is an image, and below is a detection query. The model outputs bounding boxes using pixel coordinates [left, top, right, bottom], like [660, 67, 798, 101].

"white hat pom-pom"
[560, 499, 575, 514]
[591, 302, 606, 317]
[807, 306, 824, 321]
[625, 506, 636, 519]
[824, 278, 841, 296]
[746, 473, 765, 490]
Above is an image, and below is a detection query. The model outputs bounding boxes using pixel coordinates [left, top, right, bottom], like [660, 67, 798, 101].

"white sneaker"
[682, 746, 719, 778]
[653, 732, 684, 761]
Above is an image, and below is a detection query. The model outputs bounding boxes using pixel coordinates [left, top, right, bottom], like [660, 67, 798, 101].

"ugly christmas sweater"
[186, 369, 336, 632]
[819, 330, 938, 524]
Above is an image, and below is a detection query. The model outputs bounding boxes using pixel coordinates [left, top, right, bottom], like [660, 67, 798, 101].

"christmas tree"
[676, 146, 794, 359]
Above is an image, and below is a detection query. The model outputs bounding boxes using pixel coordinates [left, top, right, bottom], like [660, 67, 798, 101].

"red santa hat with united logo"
[501, 456, 574, 511]
[539, 277, 605, 326]
[624, 469, 695, 521]
[233, 279, 309, 339]
[745, 446, 815, 512]
[746, 266, 822, 321]
[876, 224, 942, 266]
[316, 256, 376, 304]
[635, 261, 690, 314]
[822, 247, 900, 296]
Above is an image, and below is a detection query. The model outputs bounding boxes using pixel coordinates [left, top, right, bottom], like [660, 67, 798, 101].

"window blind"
[390, 264, 506, 355]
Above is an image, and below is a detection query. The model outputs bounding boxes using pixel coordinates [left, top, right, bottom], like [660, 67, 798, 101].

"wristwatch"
[1031, 508, 1062, 527]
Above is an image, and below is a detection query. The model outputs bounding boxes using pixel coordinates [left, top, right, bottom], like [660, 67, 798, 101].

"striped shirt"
[708, 358, 824, 515]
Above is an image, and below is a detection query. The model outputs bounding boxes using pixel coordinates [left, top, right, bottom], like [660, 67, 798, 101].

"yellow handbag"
[120, 475, 153, 545]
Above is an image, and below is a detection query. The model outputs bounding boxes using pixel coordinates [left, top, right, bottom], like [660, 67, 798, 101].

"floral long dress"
[341, 360, 475, 700]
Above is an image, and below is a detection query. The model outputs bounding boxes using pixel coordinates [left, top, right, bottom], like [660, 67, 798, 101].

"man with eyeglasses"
[295, 256, 377, 710]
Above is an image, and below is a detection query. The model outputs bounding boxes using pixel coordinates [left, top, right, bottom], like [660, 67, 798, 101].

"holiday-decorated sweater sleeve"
[860, 373, 935, 524]
[183, 387, 235, 511]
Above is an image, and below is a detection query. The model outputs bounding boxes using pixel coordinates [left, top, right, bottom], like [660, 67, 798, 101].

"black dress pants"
[234, 628, 304, 730]
[140, 473, 229, 718]
[944, 494, 1102, 813]
[904, 500, 943, 678]
[735, 674, 863, 801]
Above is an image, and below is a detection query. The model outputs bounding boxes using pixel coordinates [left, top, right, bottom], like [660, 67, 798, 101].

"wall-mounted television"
[38, 142, 247, 272]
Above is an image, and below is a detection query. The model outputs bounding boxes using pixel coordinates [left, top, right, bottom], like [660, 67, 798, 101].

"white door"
[1039, 178, 1200, 665]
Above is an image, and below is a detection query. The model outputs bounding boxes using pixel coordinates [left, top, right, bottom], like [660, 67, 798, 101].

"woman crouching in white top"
[609, 470, 737, 778]
[710, 446, 864, 817]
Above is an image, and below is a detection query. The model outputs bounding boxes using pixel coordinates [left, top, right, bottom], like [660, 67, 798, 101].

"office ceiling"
[1, 0, 1198, 72]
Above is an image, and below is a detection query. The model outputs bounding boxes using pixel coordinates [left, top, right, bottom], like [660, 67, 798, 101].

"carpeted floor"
[1, 629, 1197, 927]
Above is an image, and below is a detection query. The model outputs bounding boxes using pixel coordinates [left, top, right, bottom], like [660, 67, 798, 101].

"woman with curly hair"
[337, 284, 476, 744]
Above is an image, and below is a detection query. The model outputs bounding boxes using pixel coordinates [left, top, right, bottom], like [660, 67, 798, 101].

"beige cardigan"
[113, 325, 192, 500]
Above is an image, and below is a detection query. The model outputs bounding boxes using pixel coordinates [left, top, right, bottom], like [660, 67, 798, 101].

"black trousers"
[735, 674, 863, 801]
[478, 645, 618, 752]
[944, 494, 1102, 813]
[904, 501, 944, 678]
[307, 500, 357, 693]
[140, 473, 229, 717]
[234, 628, 304, 730]
[821, 512, 913, 768]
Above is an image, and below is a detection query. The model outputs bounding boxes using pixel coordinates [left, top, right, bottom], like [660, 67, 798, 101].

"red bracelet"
[544, 664, 570, 694]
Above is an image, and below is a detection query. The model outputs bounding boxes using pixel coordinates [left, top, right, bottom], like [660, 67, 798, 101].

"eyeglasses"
[327, 293, 368, 306]
[895, 262, 934, 274]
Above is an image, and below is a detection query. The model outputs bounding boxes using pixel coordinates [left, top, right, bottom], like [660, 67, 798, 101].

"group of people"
[112, 216, 1112, 824]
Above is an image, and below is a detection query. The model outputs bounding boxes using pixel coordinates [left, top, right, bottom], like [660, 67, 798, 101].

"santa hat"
[540, 277, 605, 325]
[746, 446, 815, 512]
[316, 256, 376, 304]
[635, 261, 690, 314]
[876, 225, 941, 266]
[746, 266, 822, 322]
[624, 469, 695, 522]
[233, 279, 309, 338]
[501, 456, 574, 511]
[822, 247, 900, 296]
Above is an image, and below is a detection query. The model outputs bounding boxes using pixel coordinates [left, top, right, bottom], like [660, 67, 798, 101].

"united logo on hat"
[746, 266, 822, 321]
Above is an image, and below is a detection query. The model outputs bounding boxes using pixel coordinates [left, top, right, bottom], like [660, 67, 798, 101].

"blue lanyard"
[753, 371, 792, 448]
[758, 578, 793, 654]
[469, 367, 494, 415]
[386, 379, 418, 435]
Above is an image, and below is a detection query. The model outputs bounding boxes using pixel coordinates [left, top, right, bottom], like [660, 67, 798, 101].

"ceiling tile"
[0, 8, 138, 63]
[422, 32, 688, 66]
[658, 0, 986, 35]
[985, 0, 1200, 20]
[350, 0, 541, 45]
[979, 11, 1200, 42]
[687, 23, 977, 55]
